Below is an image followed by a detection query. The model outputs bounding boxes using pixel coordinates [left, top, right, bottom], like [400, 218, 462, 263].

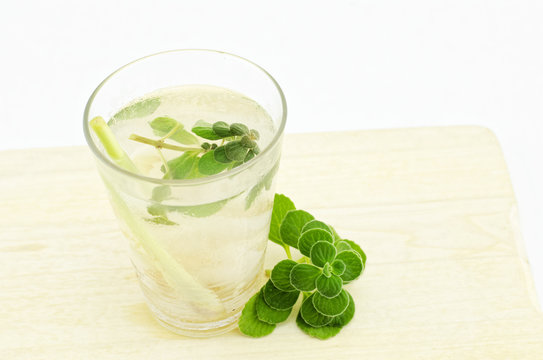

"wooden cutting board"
[1, 126, 542, 359]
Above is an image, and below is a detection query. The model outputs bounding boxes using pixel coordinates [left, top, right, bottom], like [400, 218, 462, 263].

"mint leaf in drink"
[109, 97, 161, 124]
[165, 151, 199, 179]
[270, 259, 297, 292]
[310, 241, 337, 267]
[151, 185, 171, 202]
[149, 117, 199, 145]
[315, 273, 343, 298]
[279, 210, 315, 248]
[191, 120, 222, 140]
[213, 146, 230, 163]
[238, 293, 276, 337]
[262, 280, 300, 311]
[224, 140, 248, 161]
[212, 121, 232, 137]
[312, 290, 350, 317]
[298, 228, 334, 257]
[335, 250, 364, 283]
[255, 291, 292, 324]
[198, 150, 231, 175]
[290, 264, 321, 292]
[230, 123, 249, 136]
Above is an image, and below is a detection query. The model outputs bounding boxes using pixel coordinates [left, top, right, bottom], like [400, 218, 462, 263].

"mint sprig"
[238, 194, 367, 340]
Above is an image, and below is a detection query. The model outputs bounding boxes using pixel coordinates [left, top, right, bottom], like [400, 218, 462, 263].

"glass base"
[148, 302, 242, 337]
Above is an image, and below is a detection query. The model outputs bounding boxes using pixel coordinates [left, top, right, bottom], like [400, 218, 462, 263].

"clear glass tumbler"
[83, 50, 287, 337]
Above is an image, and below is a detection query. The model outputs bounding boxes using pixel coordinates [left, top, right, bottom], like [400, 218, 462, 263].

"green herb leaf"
[213, 146, 231, 163]
[335, 250, 364, 282]
[212, 121, 232, 137]
[198, 150, 231, 175]
[151, 185, 171, 202]
[224, 140, 248, 162]
[312, 289, 349, 317]
[255, 290, 292, 324]
[149, 117, 199, 145]
[240, 135, 257, 149]
[250, 129, 260, 140]
[302, 220, 333, 235]
[268, 194, 296, 247]
[165, 198, 229, 218]
[165, 151, 199, 179]
[330, 291, 355, 327]
[230, 123, 249, 136]
[239, 293, 276, 337]
[145, 216, 177, 226]
[331, 259, 346, 276]
[340, 239, 367, 266]
[329, 225, 342, 242]
[279, 210, 315, 248]
[296, 312, 342, 340]
[315, 273, 343, 298]
[147, 204, 167, 217]
[191, 120, 222, 140]
[310, 241, 337, 267]
[262, 280, 300, 311]
[300, 293, 333, 327]
[244, 150, 256, 162]
[110, 97, 161, 124]
[270, 259, 297, 292]
[298, 228, 334, 257]
[289, 263, 321, 292]
[334, 240, 352, 253]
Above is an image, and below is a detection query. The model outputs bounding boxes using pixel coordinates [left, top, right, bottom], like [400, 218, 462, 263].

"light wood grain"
[1, 126, 541, 359]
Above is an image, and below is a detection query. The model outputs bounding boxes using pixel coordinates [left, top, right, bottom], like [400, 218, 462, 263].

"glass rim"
[83, 49, 287, 185]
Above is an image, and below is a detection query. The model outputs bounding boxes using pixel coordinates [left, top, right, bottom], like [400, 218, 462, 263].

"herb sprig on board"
[239, 194, 367, 340]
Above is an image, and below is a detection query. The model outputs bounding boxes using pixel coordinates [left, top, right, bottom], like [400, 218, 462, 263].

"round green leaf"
[335, 250, 364, 282]
[268, 194, 296, 247]
[301, 220, 332, 235]
[330, 290, 355, 327]
[270, 259, 297, 292]
[334, 240, 352, 253]
[298, 228, 334, 257]
[262, 280, 300, 311]
[340, 239, 367, 266]
[310, 241, 337, 267]
[329, 225, 342, 242]
[224, 140, 248, 161]
[279, 210, 315, 248]
[331, 259, 346, 276]
[250, 129, 260, 140]
[296, 312, 342, 340]
[316, 273, 343, 298]
[240, 135, 257, 149]
[212, 121, 232, 137]
[300, 293, 333, 327]
[289, 263, 321, 292]
[255, 290, 291, 324]
[230, 122, 249, 136]
[192, 120, 222, 140]
[244, 150, 256, 162]
[213, 146, 231, 163]
[238, 292, 276, 337]
[198, 151, 231, 175]
[312, 289, 349, 317]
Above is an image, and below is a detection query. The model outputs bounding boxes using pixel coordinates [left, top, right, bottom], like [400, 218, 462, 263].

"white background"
[1, 1, 542, 304]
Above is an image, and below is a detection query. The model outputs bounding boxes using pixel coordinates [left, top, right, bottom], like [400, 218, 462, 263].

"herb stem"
[283, 245, 292, 260]
[160, 123, 182, 141]
[156, 148, 170, 177]
[129, 134, 203, 152]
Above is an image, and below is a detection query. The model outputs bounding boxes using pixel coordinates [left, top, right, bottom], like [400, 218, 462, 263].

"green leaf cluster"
[124, 117, 263, 224]
[239, 194, 367, 340]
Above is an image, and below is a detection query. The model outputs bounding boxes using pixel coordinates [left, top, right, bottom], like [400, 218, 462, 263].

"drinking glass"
[83, 50, 287, 337]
